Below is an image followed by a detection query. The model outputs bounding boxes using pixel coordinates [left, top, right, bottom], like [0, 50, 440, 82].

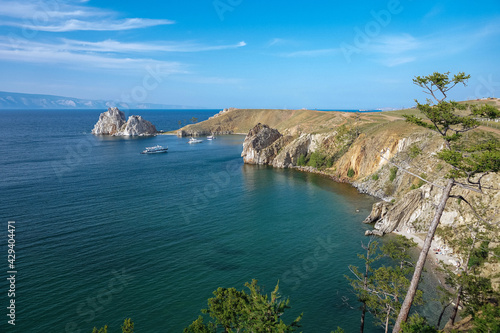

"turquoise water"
[0, 110, 397, 332]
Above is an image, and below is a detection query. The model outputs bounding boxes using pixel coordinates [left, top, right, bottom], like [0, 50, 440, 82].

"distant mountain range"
[0, 91, 205, 110]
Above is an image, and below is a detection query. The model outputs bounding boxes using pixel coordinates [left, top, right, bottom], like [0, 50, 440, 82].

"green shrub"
[297, 154, 307, 166]
[409, 144, 422, 158]
[347, 168, 355, 178]
[401, 314, 438, 333]
[372, 174, 379, 181]
[417, 173, 426, 187]
[325, 158, 334, 168]
[389, 167, 398, 182]
[308, 151, 326, 168]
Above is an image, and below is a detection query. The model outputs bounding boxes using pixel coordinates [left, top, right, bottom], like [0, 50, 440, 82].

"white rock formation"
[121, 115, 157, 136]
[91, 107, 157, 136]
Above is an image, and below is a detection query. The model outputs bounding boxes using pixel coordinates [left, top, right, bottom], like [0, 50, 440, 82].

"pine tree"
[346, 238, 381, 333]
[91, 325, 108, 333]
[348, 236, 421, 333]
[184, 280, 302, 332]
[392, 72, 500, 332]
[121, 318, 134, 333]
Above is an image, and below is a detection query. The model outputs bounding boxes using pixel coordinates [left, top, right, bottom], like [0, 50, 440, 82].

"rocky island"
[91, 107, 157, 136]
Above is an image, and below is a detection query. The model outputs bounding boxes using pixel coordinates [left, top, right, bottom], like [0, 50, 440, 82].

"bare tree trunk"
[393, 179, 454, 332]
[447, 286, 463, 326]
[360, 303, 366, 333]
[437, 302, 451, 328]
[448, 226, 475, 326]
[360, 239, 373, 333]
[385, 308, 391, 333]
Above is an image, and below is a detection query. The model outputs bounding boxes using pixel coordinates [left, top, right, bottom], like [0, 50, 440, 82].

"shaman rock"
[91, 107, 157, 136]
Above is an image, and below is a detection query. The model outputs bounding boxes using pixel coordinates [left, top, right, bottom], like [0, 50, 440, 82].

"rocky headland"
[180, 107, 500, 287]
[91, 107, 157, 136]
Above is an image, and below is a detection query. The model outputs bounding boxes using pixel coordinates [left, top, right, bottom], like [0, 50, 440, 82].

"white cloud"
[0, 0, 110, 19]
[0, 36, 246, 73]
[0, 39, 184, 73]
[0, 0, 173, 32]
[5, 37, 245, 54]
[279, 48, 340, 57]
[369, 34, 420, 55]
[19, 18, 174, 32]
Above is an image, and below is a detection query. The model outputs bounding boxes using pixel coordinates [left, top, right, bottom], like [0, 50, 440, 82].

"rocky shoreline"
[172, 108, 498, 288]
[237, 121, 499, 287]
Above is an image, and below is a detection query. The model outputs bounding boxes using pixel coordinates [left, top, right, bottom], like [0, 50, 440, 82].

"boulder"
[363, 201, 391, 224]
[241, 123, 283, 164]
[91, 107, 157, 136]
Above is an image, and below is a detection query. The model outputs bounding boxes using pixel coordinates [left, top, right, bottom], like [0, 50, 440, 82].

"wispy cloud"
[0, 38, 183, 73]
[0, 0, 111, 19]
[267, 38, 298, 47]
[369, 34, 420, 55]
[423, 4, 444, 21]
[0, 36, 246, 72]
[279, 48, 340, 57]
[0, 0, 173, 32]
[17, 18, 174, 32]
[361, 21, 500, 67]
[9, 38, 246, 54]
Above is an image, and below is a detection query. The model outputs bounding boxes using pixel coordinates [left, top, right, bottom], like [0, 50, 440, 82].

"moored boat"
[188, 137, 203, 144]
[207, 135, 216, 140]
[141, 145, 168, 154]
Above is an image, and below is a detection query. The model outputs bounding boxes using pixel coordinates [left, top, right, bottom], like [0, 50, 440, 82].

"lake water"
[0, 109, 439, 332]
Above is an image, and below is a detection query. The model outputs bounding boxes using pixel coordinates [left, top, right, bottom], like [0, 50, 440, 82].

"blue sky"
[0, 0, 499, 109]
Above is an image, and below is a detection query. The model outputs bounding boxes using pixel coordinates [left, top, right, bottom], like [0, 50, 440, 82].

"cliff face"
[241, 123, 338, 168]
[241, 123, 293, 164]
[239, 121, 499, 278]
[91, 107, 157, 136]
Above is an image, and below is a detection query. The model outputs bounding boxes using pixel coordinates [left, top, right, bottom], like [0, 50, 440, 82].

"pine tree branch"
[449, 195, 496, 226]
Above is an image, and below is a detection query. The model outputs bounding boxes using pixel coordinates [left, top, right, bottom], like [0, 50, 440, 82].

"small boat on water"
[141, 145, 168, 154]
[207, 135, 216, 140]
[188, 137, 203, 144]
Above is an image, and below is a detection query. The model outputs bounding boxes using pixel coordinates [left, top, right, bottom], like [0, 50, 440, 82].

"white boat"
[141, 145, 168, 154]
[188, 137, 203, 144]
[207, 135, 216, 140]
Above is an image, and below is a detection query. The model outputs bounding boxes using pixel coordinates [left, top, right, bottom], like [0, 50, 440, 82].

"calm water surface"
[0, 110, 440, 332]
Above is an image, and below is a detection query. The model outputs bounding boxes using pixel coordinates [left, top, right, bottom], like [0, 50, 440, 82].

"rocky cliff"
[241, 123, 293, 164]
[239, 118, 499, 282]
[91, 107, 157, 136]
